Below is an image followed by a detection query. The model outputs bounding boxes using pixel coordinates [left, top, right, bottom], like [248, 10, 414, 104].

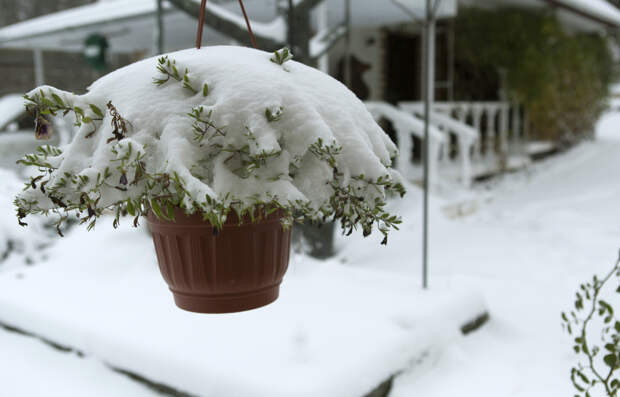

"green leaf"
[270, 47, 294, 65]
[604, 353, 617, 368]
[166, 202, 175, 221]
[203, 83, 209, 97]
[151, 199, 163, 219]
[51, 93, 65, 107]
[126, 200, 135, 216]
[89, 104, 104, 118]
[42, 97, 56, 107]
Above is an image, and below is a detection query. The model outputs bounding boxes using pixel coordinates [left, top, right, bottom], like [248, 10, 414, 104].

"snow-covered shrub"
[15, 46, 404, 244]
[562, 251, 620, 397]
[455, 7, 614, 144]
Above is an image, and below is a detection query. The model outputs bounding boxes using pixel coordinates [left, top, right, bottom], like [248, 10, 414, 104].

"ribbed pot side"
[147, 208, 292, 314]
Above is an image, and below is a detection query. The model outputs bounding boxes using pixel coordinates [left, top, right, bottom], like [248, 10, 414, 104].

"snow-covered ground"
[0, 328, 156, 397]
[387, 111, 620, 396]
[0, 110, 618, 395]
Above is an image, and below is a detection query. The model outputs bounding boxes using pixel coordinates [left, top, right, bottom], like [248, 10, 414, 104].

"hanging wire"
[195, 0, 258, 50]
[196, 0, 208, 49]
[237, 0, 258, 49]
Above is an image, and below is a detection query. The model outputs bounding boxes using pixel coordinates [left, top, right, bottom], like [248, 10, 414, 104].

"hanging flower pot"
[147, 208, 291, 313]
[14, 46, 405, 313]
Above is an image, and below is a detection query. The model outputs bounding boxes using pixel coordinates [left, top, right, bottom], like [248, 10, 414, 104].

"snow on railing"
[399, 101, 526, 160]
[399, 102, 528, 184]
[400, 102, 483, 186]
[365, 101, 445, 183]
[367, 101, 527, 186]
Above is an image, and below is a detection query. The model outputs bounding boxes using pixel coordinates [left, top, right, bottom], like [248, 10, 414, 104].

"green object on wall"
[83, 33, 108, 72]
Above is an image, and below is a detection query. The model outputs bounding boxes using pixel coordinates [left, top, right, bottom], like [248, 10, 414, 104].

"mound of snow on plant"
[17, 46, 402, 239]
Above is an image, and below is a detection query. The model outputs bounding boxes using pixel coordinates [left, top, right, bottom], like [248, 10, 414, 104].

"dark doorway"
[384, 32, 422, 104]
[384, 27, 452, 104]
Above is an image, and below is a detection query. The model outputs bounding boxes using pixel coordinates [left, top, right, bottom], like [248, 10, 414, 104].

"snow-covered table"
[0, 223, 486, 397]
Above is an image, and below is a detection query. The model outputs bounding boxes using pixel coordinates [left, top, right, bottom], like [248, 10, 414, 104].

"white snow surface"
[384, 116, 620, 396]
[0, 220, 485, 397]
[0, 168, 50, 268]
[464, 0, 620, 27]
[561, 0, 620, 26]
[22, 46, 399, 217]
[0, 93, 25, 131]
[0, 328, 157, 397]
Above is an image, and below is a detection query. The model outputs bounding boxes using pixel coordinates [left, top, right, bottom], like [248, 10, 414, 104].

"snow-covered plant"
[562, 251, 620, 397]
[14, 46, 404, 244]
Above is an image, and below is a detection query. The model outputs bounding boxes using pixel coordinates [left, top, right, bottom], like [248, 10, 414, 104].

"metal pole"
[287, 0, 295, 49]
[422, 0, 437, 290]
[344, 0, 352, 88]
[33, 49, 44, 86]
[317, 1, 329, 73]
[156, 0, 164, 54]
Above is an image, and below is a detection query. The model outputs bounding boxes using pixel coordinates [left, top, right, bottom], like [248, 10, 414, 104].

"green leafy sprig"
[24, 90, 105, 139]
[153, 56, 208, 96]
[270, 47, 293, 66]
[562, 252, 620, 397]
[265, 106, 284, 122]
[188, 106, 226, 144]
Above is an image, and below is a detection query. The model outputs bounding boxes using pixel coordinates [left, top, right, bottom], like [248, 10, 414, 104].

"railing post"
[472, 105, 483, 160]
[500, 104, 509, 154]
[511, 103, 521, 147]
[485, 106, 496, 158]
[395, 127, 413, 179]
[523, 108, 530, 146]
[452, 106, 463, 161]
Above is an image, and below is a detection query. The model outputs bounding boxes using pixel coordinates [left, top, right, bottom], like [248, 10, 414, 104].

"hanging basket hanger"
[196, 0, 258, 49]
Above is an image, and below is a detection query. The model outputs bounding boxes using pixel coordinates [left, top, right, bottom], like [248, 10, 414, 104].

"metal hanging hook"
[195, 0, 258, 50]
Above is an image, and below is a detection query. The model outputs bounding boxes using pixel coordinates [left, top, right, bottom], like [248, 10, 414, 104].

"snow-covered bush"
[15, 46, 404, 244]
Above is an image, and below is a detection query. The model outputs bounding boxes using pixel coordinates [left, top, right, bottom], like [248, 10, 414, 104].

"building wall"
[328, 23, 453, 103]
[0, 0, 134, 98]
[0, 49, 134, 97]
[329, 27, 386, 101]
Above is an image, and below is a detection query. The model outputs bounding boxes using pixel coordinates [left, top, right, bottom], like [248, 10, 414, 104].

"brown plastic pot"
[147, 208, 292, 314]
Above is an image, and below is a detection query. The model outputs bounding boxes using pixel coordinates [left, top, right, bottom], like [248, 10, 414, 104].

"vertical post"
[155, 0, 165, 55]
[317, 1, 329, 73]
[287, 0, 295, 48]
[500, 104, 509, 154]
[33, 48, 44, 86]
[344, 0, 352, 88]
[422, 0, 436, 290]
[472, 106, 482, 159]
[447, 20, 455, 102]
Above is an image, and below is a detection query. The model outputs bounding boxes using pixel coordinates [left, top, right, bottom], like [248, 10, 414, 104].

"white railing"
[365, 101, 445, 183]
[400, 101, 526, 159]
[366, 101, 529, 186]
